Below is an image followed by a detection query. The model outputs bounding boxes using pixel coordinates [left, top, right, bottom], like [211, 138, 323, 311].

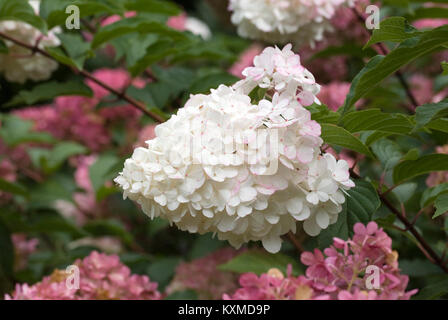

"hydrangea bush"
[0, 0, 447, 300]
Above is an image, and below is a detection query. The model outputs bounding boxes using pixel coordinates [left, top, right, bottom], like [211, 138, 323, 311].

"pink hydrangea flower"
[5, 251, 161, 300]
[299, 41, 348, 83]
[413, 19, 448, 29]
[101, 12, 137, 27]
[317, 82, 351, 111]
[12, 233, 39, 271]
[55, 155, 110, 225]
[166, 248, 241, 300]
[226, 222, 417, 300]
[166, 13, 187, 31]
[15, 69, 144, 151]
[330, 0, 370, 42]
[224, 265, 327, 300]
[134, 124, 157, 148]
[410, 74, 434, 106]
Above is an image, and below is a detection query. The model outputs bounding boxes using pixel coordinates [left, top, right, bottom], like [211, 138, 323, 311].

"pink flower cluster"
[223, 266, 324, 300]
[426, 145, 448, 187]
[166, 248, 241, 300]
[15, 69, 144, 151]
[297, 0, 370, 83]
[225, 222, 417, 300]
[299, 40, 349, 83]
[5, 251, 161, 300]
[410, 74, 448, 106]
[12, 233, 39, 271]
[0, 130, 34, 203]
[317, 81, 351, 111]
[133, 124, 157, 148]
[330, 1, 370, 42]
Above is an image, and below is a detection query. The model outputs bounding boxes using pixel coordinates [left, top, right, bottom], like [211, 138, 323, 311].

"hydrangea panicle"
[115, 44, 354, 253]
[228, 0, 355, 46]
[5, 251, 161, 300]
[0, 0, 60, 83]
[225, 222, 418, 300]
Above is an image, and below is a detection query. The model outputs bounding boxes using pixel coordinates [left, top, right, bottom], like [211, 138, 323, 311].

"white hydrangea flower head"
[115, 44, 354, 253]
[184, 17, 212, 40]
[228, 0, 354, 46]
[0, 0, 60, 83]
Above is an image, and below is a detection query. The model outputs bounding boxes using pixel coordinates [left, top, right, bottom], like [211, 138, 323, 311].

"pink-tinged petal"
[366, 221, 378, 234]
[353, 222, 366, 235]
[300, 251, 316, 266]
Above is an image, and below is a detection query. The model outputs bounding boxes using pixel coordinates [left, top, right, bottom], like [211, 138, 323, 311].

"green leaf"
[340, 55, 384, 117]
[146, 257, 181, 290]
[0, 115, 55, 146]
[341, 109, 413, 135]
[44, 0, 123, 29]
[414, 99, 448, 131]
[393, 154, 448, 184]
[83, 219, 133, 245]
[128, 39, 184, 76]
[442, 61, 448, 75]
[371, 138, 403, 170]
[218, 251, 302, 276]
[392, 182, 417, 204]
[364, 17, 421, 48]
[30, 142, 87, 173]
[49, 142, 87, 169]
[415, 278, 448, 299]
[408, 7, 448, 21]
[307, 103, 340, 124]
[433, 194, 448, 219]
[188, 234, 224, 260]
[401, 148, 419, 161]
[28, 174, 76, 209]
[164, 290, 198, 300]
[0, 39, 8, 53]
[91, 18, 189, 49]
[320, 123, 373, 157]
[0, 178, 29, 198]
[0, 0, 47, 33]
[5, 81, 93, 107]
[124, 0, 180, 15]
[317, 180, 381, 248]
[27, 213, 88, 238]
[426, 118, 448, 133]
[89, 154, 121, 194]
[189, 72, 239, 94]
[421, 183, 448, 208]
[341, 26, 448, 115]
[57, 33, 93, 70]
[399, 259, 442, 277]
[111, 33, 159, 67]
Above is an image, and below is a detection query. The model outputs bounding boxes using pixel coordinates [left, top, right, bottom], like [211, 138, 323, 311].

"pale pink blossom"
[226, 222, 417, 300]
[317, 82, 351, 111]
[12, 234, 39, 271]
[5, 251, 161, 300]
